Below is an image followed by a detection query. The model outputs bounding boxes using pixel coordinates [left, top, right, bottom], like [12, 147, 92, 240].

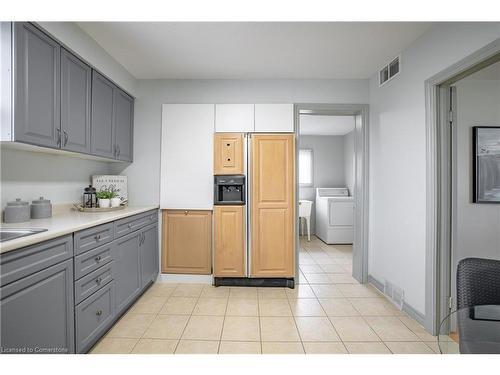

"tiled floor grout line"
[216, 288, 231, 354]
[172, 285, 204, 354]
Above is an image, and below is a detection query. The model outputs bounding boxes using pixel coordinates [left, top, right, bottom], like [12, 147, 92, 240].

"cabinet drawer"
[114, 210, 157, 238]
[75, 281, 115, 353]
[74, 262, 114, 304]
[74, 223, 114, 255]
[0, 235, 73, 286]
[74, 243, 113, 280]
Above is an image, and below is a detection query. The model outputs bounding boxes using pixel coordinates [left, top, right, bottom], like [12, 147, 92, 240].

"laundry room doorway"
[295, 104, 369, 284]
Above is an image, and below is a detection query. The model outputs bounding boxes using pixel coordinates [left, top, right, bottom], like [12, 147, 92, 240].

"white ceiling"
[77, 22, 432, 79]
[300, 115, 355, 136]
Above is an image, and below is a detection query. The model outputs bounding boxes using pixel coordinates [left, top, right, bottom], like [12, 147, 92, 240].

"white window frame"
[299, 148, 313, 187]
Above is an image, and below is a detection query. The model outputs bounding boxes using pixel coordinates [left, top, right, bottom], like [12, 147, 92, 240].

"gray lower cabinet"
[75, 281, 115, 353]
[91, 71, 115, 159]
[114, 89, 134, 162]
[0, 259, 75, 354]
[140, 223, 159, 288]
[113, 231, 142, 314]
[60, 48, 91, 154]
[13, 22, 60, 148]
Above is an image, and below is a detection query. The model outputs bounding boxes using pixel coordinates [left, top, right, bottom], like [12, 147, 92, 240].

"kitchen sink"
[0, 228, 48, 242]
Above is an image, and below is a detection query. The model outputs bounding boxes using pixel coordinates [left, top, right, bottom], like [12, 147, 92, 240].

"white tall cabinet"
[160, 104, 214, 209]
[254, 104, 294, 132]
[215, 104, 254, 132]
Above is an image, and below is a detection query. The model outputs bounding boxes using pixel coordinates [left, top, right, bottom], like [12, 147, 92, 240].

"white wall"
[112, 79, 369, 205]
[298, 135, 346, 233]
[344, 131, 355, 195]
[368, 23, 500, 314]
[452, 77, 500, 303]
[0, 148, 110, 206]
[38, 22, 137, 95]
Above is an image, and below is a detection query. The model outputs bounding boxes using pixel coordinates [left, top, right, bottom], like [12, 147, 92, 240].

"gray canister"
[4, 198, 30, 223]
[31, 197, 52, 219]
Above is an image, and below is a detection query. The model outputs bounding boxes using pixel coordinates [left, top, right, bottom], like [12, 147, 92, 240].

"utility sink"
[0, 228, 48, 242]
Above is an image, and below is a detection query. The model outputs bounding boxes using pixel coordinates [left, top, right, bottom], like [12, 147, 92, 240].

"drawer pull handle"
[128, 224, 133, 229]
[95, 234, 101, 241]
[95, 256, 102, 263]
[96, 310, 103, 316]
[95, 277, 102, 284]
[184, 211, 188, 215]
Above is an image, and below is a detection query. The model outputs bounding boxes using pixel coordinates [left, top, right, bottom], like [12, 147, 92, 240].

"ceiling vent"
[379, 56, 400, 86]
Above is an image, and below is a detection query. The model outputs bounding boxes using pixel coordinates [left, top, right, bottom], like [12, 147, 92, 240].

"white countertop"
[0, 204, 159, 254]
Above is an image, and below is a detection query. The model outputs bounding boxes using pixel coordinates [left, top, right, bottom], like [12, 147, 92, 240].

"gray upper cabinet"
[91, 71, 115, 159]
[114, 89, 134, 162]
[0, 259, 75, 354]
[60, 48, 91, 154]
[9, 22, 134, 162]
[113, 232, 142, 314]
[140, 223, 159, 288]
[14, 22, 60, 148]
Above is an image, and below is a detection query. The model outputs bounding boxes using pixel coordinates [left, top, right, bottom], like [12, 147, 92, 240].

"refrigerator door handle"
[246, 133, 251, 278]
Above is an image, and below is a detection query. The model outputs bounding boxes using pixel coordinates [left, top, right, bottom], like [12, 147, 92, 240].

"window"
[299, 149, 313, 186]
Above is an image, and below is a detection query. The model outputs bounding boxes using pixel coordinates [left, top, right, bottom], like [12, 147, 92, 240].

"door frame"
[424, 38, 500, 335]
[294, 103, 370, 284]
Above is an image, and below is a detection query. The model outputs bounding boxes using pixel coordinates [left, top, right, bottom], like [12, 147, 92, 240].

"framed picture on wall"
[473, 126, 500, 203]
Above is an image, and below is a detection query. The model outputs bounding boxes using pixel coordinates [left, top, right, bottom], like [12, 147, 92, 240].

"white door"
[215, 104, 254, 132]
[160, 104, 214, 209]
[254, 104, 294, 132]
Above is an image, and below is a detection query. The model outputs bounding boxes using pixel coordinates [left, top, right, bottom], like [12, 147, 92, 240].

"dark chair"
[456, 257, 500, 354]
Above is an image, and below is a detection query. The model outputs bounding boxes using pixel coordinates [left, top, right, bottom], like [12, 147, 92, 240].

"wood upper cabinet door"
[214, 206, 245, 277]
[215, 104, 254, 132]
[214, 133, 244, 175]
[114, 88, 134, 162]
[91, 71, 115, 159]
[254, 104, 294, 133]
[250, 134, 295, 277]
[14, 22, 61, 148]
[60, 48, 91, 154]
[162, 210, 212, 275]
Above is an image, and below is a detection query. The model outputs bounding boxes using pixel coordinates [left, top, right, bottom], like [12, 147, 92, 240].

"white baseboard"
[158, 273, 213, 284]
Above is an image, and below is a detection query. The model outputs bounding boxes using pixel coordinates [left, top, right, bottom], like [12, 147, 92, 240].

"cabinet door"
[91, 71, 115, 159]
[113, 232, 141, 314]
[140, 223, 159, 288]
[214, 206, 245, 277]
[215, 104, 254, 132]
[162, 210, 212, 274]
[14, 22, 60, 148]
[0, 259, 74, 354]
[214, 133, 244, 175]
[160, 104, 214, 209]
[250, 134, 295, 277]
[254, 104, 294, 133]
[60, 48, 91, 153]
[114, 88, 134, 162]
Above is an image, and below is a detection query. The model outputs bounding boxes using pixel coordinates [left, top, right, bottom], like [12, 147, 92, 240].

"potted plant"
[96, 190, 118, 208]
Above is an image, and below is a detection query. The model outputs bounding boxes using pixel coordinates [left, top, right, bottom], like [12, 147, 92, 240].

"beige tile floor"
[91, 235, 459, 354]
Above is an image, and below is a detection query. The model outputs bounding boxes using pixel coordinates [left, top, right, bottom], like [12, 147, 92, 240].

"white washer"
[315, 188, 354, 244]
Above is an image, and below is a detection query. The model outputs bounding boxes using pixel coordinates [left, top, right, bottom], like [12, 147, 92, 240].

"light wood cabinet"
[214, 206, 245, 277]
[250, 134, 295, 277]
[214, 133, 244, 175]
[254, 104, 294, 132]
[161, 210, 212, 274]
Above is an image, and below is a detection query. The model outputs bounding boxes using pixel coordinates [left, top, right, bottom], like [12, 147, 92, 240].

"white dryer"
[315, 188, 354, 244]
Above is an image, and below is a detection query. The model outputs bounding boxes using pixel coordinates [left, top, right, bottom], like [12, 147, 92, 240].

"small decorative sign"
[92, 175, 128, 202]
